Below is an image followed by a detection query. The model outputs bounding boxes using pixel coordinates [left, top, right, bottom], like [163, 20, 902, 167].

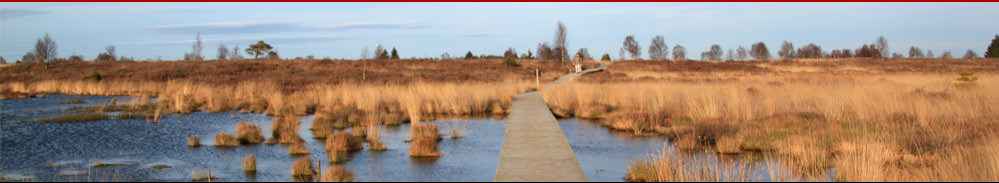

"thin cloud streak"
[152, 21, 428, 34]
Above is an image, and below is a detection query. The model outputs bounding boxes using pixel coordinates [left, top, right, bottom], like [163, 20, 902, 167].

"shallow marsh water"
[2, 95, 808, 181]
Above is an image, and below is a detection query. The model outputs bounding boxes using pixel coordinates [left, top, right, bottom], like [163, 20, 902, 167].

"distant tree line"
[8, 29, 998, 64]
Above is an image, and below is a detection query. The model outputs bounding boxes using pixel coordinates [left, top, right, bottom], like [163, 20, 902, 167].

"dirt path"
[494, 64, 605, 182]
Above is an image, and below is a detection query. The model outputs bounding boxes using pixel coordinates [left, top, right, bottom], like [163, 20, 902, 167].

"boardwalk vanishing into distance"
[494, 64, 605, 182]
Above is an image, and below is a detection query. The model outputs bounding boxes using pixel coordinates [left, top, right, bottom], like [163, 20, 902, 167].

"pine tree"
[465, 51, 475, 60]
[390, 48, 399, 60]
[986, 35, 999, 58]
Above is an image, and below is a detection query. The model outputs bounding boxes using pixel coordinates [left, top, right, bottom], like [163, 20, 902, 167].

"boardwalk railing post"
[535, 68, 540, 90]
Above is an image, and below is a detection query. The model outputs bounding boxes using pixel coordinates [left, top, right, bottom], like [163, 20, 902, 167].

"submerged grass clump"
[187, 135, 201, 147]
[290, 157, 315, 179]
[367, 125, 387, 151]
[270, 115, 302, 144]
[409, 123, 441, 158]
[242, 154, 256, 174]
[213, 132, 239, 147]
[234, 122, 264, 144]
[288, 139, 310, 156]
[320, 165, 354, 182]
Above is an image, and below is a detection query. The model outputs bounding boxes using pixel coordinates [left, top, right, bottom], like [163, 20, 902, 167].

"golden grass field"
[544, 59, 999, 181]
[3, 58, 999, 181]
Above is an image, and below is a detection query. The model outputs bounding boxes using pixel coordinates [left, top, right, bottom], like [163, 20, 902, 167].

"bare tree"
[374, 44, 388, 59]
[648, 35, 668, 61]
[941, 51, 953, 60]
[778, 41, 795, 60]
[230, 45, 243, 60]
[672, 45, 686, 61]
[361, 46, 370, 60]
[796, 43, 823, 59]
[908, 46, 924, 58]
[856, 44, 881, 58]
[537, 42, 554, 61]
[750, 42, 770, 61]
[33, 33, 57, 63]
[192, 32, 203, 61]
[575, 48, 591, 61]
[876, 36, 889, 58]
[736, 46, 749, 61]
[926, 50, 935, 59]
[622, 35, 640, 60]
[504, 48, 518, 59]
[96, 46, 116, 63]
[21, 52, 35, 64]
[554, 21, 569, 63]
[441, 51, 451, 60]
[704, 44, 723, 61]
[725, 49, 735, 61]
[217, 43, 229, 61]
[963, 50, 978, 60]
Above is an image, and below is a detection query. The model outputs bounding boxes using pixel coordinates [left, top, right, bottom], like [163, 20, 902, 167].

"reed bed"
[546, 72, 999, 181]
[1, 79, 533, 124]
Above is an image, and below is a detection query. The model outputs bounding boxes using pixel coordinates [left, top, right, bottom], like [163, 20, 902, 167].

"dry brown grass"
[213, 132, 239, 147]
[269, 115, 302, 144]
[325, 132, 353, 164]
[234, 122, 264, 144]
[625, 148, 755, 182]
[288, 139, 310, 156]
[320, 165, 354, 182]
[0, 79, 534, 125]
[290, 157, 315, 179]
[548, 61, 999, 181]
[242, 154, 256, 173]
[186, 135, 200, 147]
[409, 123, 441, 158]
[367, 125, 387, 151]
[0, 60, 566, 93]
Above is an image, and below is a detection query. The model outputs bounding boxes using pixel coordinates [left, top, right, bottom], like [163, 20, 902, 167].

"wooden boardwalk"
[494, 64, 604, 182]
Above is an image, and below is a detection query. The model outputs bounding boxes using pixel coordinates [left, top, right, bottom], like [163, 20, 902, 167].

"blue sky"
[2, 3, 998, 60]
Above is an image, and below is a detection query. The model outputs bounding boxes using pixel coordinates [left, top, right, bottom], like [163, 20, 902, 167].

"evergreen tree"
[246, 41, 273, 59]
[390, 48, 399, 60]
[465, 51, 475, 60]
[986, 35, 999, 58]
